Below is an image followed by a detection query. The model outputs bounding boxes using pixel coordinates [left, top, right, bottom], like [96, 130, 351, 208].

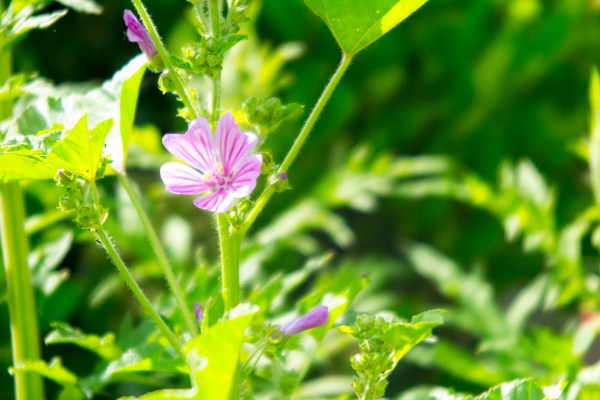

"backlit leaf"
[303, 0, 428, 55]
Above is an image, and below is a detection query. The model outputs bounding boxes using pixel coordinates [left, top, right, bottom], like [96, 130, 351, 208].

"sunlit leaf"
[46, 115, 113, 181]
[121, 305, 257, 400]
[14, 357, 87, 400]
[45, 322, 122, 360]
[303, 0, 428, 55]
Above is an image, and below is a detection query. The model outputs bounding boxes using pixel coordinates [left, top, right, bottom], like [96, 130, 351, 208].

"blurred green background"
[4, 0, 600, 398]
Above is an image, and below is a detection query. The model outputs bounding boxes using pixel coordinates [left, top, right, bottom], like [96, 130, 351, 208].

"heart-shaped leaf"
[304, 0, 428, 55]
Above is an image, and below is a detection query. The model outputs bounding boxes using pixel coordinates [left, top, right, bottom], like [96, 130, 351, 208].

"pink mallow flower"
[123, 9, 158, 61]
[160, 113, 262, 213]
[280, 305, 329, 337]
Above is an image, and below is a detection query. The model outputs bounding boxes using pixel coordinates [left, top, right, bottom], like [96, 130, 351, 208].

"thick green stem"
[94, 226, 184, 359]
[118, 174, 198, 336]
[241, 53, 353, 233]
[131, 0, 201, 119]
[0, 184, 45, 400]
[0, 17, 45, 398]
[217, 214, 241, 310]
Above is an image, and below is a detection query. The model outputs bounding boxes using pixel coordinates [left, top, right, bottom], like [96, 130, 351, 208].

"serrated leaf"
[303, 0, 428, 55]
[46, 115, 113, 181]
[11, 55, 147, 173]
[45, 322, 122, 360]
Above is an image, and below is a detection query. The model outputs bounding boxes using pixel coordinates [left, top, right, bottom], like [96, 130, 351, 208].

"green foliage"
[303, 0, 429, 55]
[122, 305, 257, 400]
[45, 322, 121, 360]
[342, 310, 443, 399]
[242, 96, 303, 135]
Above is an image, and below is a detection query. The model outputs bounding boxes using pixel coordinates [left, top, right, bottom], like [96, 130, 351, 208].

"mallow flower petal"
[160, 162, 212, 195]
[231, 154, 262, 198]
[163, 117, 216, 172]
[193, 190, 234, 213]
[216, 113, 258, 176]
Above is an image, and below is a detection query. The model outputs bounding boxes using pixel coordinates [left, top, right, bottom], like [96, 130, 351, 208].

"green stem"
[217, 214, 241, 310]
[131, 0, 201, 119]
[0, 184, 45, 400]
[118, 173, 198, 336]
[0, 15, 45, 397]
[241, 53, 353, 233]
[209, 0, 222, 126]
[94, 226, 184, 359]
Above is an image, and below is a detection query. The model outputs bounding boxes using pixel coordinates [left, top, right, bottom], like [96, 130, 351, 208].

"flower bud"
[280, 305, 329, 336]
[123, 10, 158, 62]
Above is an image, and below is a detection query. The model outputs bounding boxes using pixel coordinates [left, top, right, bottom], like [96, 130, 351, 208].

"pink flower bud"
[123, 9, 158, 61]
[280, 305, 329, 336]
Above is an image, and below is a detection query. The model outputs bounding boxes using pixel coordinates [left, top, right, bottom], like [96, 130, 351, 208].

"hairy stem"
[217, 214, 241, 310]
[131, 0, 201, 119]
[0, 16, 44, 398]
[94, 226, 184, 359]
[241, 53, 353, 233]
[118, 174, 198, 336]
[209, 0, 222, 127]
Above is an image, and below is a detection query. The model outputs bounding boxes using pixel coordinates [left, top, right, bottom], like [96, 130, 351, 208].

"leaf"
[303, 0, 429, 55]
[46, 115, 113, 181]
[55, 0, 102, 14]
[14, 357, 79, 387]
[122, 305, 257, 400]
[468, 378, 553, 400]
[29, 231, 73, 295]
[45, 322, 122, 360]
[383, 309, 444, 360]
[12, 55, 147, 173]
[103, 55, 147, 173]
[0, 130, 63, 181]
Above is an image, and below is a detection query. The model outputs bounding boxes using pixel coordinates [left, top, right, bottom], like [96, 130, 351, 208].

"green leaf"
[14, 357, 79, 387]
[45, 322, 122, 360]
[383, 309, 444, 360]
[103, 55, 147, 173]
[46, 115, 113, 181]
[29, 231, 73, 295]
[122, 305, 257, 400]
[468, 378, 553, 400]
[303, 0, 429, 55]
[11, 55, 147, 173]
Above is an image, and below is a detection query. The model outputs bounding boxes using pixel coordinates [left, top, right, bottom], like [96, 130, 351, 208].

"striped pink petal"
[230, 154, 262, 198]
[160, 162, 212, 195]
[193, 190, 234, 213]
[163, 118, 216, 172]
[216, 113, 258, 176]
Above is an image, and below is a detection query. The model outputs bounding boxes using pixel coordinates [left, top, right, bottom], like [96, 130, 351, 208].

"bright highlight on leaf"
[304, 0, 429, 55]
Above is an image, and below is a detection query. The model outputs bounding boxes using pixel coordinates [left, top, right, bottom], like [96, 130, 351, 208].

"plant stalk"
[217, 214, 241, 310]
[209, 0, 222, 126]
[118, 173, 198, 336]
[94, 226, 184, 359]
[0, 15, 45, 398]
[241, 53, 353, 233]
